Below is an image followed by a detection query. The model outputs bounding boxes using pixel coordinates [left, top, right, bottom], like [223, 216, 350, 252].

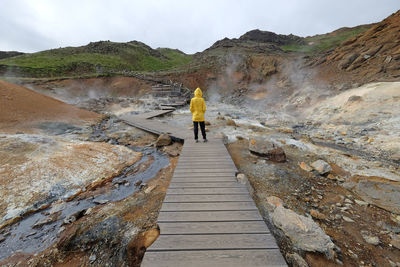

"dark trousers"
[193, 121, 206, 140]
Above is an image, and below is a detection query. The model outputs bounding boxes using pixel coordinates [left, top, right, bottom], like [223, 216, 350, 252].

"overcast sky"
[0, 0, 399, 54]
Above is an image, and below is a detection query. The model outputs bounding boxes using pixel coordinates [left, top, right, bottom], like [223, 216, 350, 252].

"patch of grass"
[281, 25, 371, 54]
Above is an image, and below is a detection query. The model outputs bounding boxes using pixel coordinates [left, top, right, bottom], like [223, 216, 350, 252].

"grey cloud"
[0, 0, 398, 54]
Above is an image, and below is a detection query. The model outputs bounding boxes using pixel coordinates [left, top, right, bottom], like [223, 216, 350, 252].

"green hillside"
[0, 41, 192, 77]
[280, 24, 373, 53]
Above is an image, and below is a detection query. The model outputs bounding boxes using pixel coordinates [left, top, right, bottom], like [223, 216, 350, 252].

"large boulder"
[249, 138, 286, 163]
[271, 206, 336, 259]
[155, 134, 171, 147]
[311, 160, 332, 175]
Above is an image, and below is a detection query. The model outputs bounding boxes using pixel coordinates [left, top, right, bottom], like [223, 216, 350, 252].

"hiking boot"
[203, 139, 208, 143]
[195, 139, 199, 143]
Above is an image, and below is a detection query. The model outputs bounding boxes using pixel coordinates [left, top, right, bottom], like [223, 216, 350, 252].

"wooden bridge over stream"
[120, 110, 287, 267]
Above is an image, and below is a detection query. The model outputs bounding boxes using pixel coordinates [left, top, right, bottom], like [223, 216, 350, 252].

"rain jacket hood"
[194, 87, 202, 97]
[190, 87, 206, 122]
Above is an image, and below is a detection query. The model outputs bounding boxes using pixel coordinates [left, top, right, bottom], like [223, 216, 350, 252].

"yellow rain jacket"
[190, 88, 206, 122]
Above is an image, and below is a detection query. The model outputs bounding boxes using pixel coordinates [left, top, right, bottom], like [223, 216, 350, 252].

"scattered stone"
[32, 213, 59, 228]
[93, 199, 109, 205]
[204, 121, 211, 126]
[155, 134, 171, 147]
[344, 199, 353, 204]
[361, 231, 380, 245]
[271, 206, 336, 258]
[310, 209, 327, 220]
[135, 181, 142, 187]
[390, 233, 400, 250]
[57, 226, 66, 235]
[216, 115, 225, 120]
[327, 174, 337, 180]
[84, 208, 93, 216]
[226, 119, 237, 126]
[286, 252, 309, 267]
[161, 143, 181, 157]
[342, 216, 354, 223]
[299, 162, 313, 172]
[63, 215, 77, 225]
[144, 184, 156, 194]
[236, 173, 247, 185]
[89, 254, 96, 263]
[354, 199, 368, 206]
[347, 95, 362, 103]
[26, 231, 37, 237]
[311, 160, 332, 175]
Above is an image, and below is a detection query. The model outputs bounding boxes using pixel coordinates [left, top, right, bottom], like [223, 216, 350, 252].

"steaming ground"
[151, 82, 400, 265]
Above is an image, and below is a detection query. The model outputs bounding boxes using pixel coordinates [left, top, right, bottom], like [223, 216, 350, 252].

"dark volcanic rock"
[0, 51, 24, 60]
[239, 29, 305, 45]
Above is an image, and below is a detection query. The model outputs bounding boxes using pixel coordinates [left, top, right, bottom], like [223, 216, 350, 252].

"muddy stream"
[0, 137, 169, 261]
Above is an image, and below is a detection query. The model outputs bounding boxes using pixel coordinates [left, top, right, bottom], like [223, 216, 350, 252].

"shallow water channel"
[0, 146, 169, 261]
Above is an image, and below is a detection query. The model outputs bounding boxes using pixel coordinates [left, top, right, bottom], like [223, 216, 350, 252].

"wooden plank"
[164, 194, 253, 202]
[158, 221, 270, 234]
[173, 173, 238, 178]
[178, 159, 234, 162]
[169, 182, 243, 188]
[142, 249, 287, 267]
[176, 165, 236, 170]
[171, 177, 237, 182]
[158, 210, 263, 222]
[167, 187, 248, 195]
[174, 169, 236, 174]
[148, 234, 278, 250]
[160, 202, 257, 211]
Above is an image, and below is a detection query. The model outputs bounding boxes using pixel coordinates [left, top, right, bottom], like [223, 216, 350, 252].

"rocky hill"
[314, 10, 400, 83]
[0, 41, 191, 77]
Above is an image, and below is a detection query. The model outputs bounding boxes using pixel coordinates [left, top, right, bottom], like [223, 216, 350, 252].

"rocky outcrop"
[343, 175, 400, 214]
[239, 29, 305, 45]
[322, 10, 400, 80]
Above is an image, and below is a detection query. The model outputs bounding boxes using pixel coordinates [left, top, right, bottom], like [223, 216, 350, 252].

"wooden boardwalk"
[120, 112, 287, 267]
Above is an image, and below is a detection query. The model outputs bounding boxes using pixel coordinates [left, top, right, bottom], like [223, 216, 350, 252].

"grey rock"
[361, 231, 380, 245]
[93, 199, 109, 205]
[342, 216, 354, 223]
[89, 254, 96, 263]
[343, 177, 400, 214]
[311, 160, 332, 175]
[286, 253, 309, 267]
[271, 206, 336, 258]
[354, 199, 369, 206]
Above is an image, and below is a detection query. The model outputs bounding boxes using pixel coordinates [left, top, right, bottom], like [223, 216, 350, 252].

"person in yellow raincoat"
[190, 87, 207, 142]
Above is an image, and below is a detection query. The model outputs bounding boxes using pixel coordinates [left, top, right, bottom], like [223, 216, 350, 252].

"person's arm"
[202, 99, 206, 113]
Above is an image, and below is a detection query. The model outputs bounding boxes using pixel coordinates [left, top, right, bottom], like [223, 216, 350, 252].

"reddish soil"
[30, 76, 152, 97]
[0, 80, 102, 131]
